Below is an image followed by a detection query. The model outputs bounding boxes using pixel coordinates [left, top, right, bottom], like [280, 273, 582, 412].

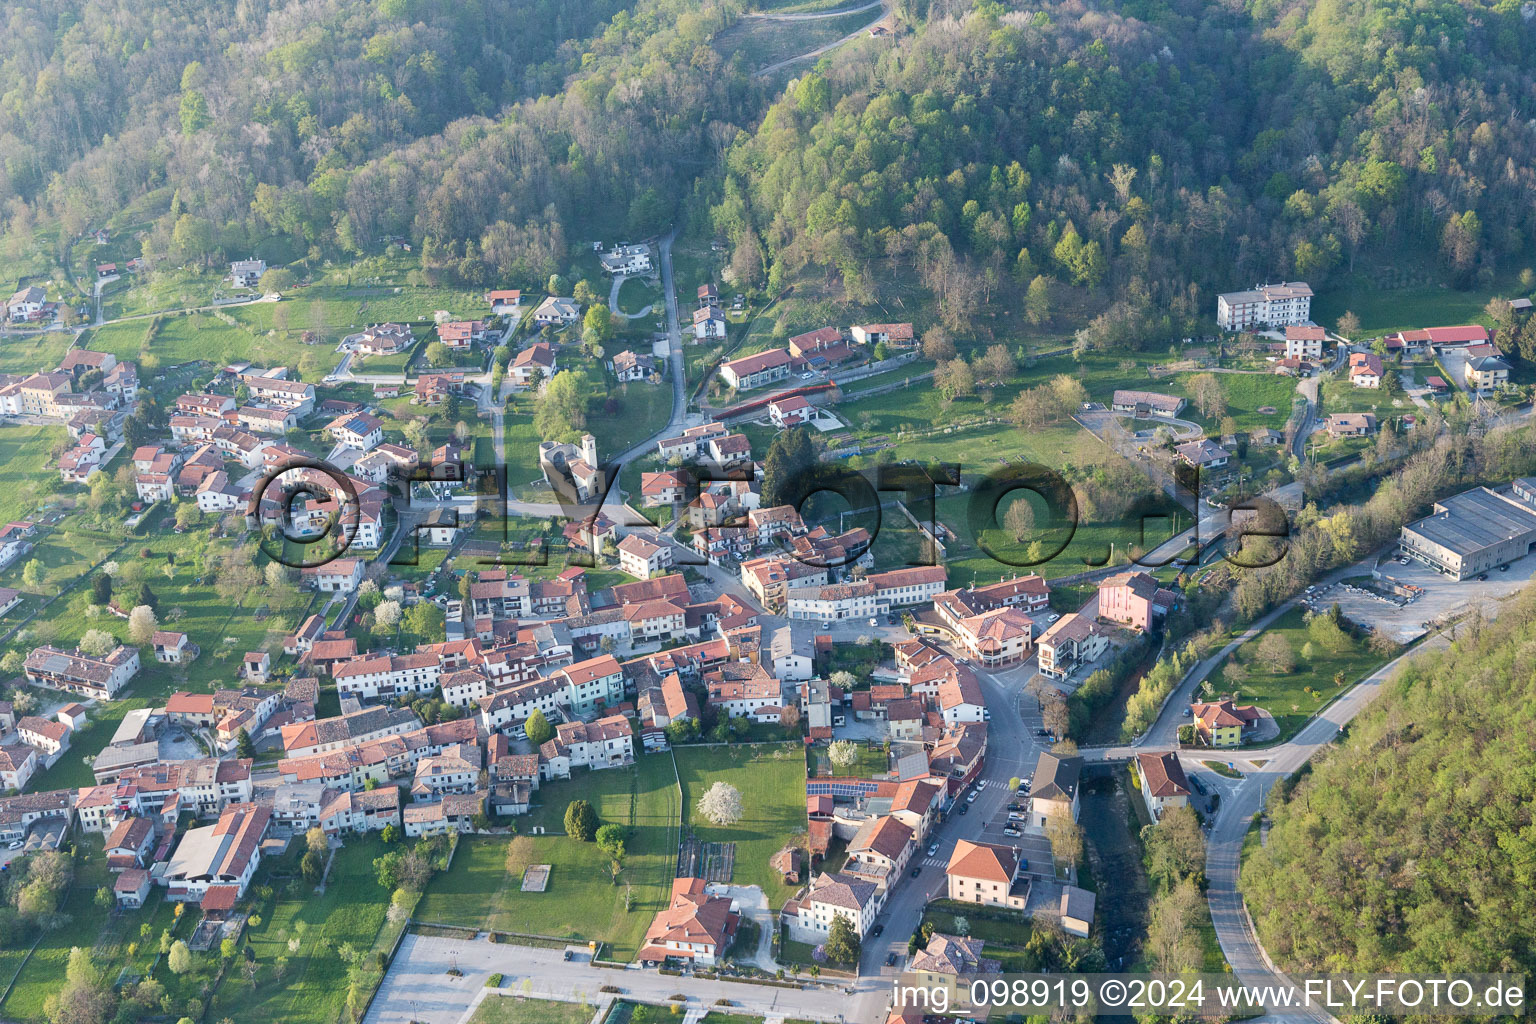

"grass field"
[587, 380, 672, 461]
[0, 842, 122, 1021]
[0, 423, 67, 525]
[471, 996, 596, 1024]
[1170, 372, 1301, 432]
[213, 837, 394, 1024]
[0, 331, 73, 375]
[616, 276, 661, 315]
[913, 488, 1191, 586]
[1216, 607, 1385, 741]
[673, 744, 807, 910]
[80, 311, 327, 378]
[1318, 376, 1412, 418]
[416, 754, 681, 958]
[1311, 276, 1515, 338]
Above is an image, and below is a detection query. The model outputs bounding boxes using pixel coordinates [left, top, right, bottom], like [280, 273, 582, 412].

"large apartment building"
[1216, 281, 1313, 331]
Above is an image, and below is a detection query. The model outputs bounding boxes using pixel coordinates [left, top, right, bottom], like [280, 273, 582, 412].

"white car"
[1002, 826, 1021, 837]
[966, 789, 979, 803]
[926, 843, 938, 857]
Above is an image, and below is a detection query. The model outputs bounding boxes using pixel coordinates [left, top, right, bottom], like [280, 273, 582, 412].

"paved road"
[855, 661, 1042, 978]
[365, 933, 859, 1024]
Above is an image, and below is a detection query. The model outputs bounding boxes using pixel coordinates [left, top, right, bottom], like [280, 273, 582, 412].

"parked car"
[1182, 707, 1193, 717]
[872, 923, 884, 937]
[1002, 826, 1021, 837]
[966, 789, 979, 802]
[886, 953, 898, 967]
[958, 804, 968, 815]
[910, 866, 921, 877]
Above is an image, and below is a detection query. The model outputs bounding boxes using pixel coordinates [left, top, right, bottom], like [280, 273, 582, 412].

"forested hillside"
[4, 0, 1535, 313]
[1, 0, 756, 283]
[714, 0, 1536, 339]
[1243, 583, 1536, 973]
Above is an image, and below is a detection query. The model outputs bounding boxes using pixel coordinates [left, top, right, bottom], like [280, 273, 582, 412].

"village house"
[1190, 698, 1262, 747]
[637, 877, 738, 967]
[436, 320, 486, 348]
[655, 422, 729, 462]
[718, 348, 792, 390]
[1036, 612, 1109, 680]
[785, 871, 880, 944]
[229, 259, 266, 288]
[163, 802, 271, 903]
[24, 644, 140, 699]
[1284, 324, 1327, 360]
[1111, 389, 1185, 419]
[1326, 412, 1376, 438]
[693, 305, 727, 339]
[1029, 752, 1082, 827]
[531, 296, 579, 326]
[327, 412, 384, 451]
[1348, 352, 1384, 388]
[945, 840, 1029, 910]
[1174, 439, 1231, 469]
[1135, 751, 1192, 821]
[509, 342, 557, 387]
[1097, 571, 1175, 632]
[538, 715, 634, 779]
[302, 558, 364, 593]
[768, 395, 815, 428]
[617, 533, 672, 579]
[850, 323, 915, 348]
[612, 350, 658, 381]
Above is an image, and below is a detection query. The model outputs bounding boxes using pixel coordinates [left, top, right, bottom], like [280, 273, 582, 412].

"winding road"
[751, 0, 891, 77]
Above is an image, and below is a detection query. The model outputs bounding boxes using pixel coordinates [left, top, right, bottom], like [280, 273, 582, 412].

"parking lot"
[1308, 548, 1536, 644]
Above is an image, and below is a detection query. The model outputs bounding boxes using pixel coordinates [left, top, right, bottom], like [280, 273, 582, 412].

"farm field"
[415, 754, 681, 958]
[673, 744, 808, 909]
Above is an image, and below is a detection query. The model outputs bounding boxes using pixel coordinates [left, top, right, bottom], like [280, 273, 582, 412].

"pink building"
[1096, 571, 1175, 632]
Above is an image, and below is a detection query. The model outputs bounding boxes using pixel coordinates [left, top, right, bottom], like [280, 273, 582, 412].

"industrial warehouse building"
[1399, 482, 1536, 579]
